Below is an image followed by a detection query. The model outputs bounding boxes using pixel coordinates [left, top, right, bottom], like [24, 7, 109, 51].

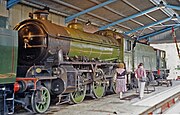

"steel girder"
[7, 0, 21, 9]
[138, 24, 180, 40]
[166, 4, 180, 11]
[65, 0, 117, 23]
[99, 7, 159, 30]
[125, 17, 172, 35]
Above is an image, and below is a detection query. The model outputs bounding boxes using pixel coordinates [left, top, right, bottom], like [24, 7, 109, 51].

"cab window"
[125, 40, 131, 51]
[161, 51, 165, 59]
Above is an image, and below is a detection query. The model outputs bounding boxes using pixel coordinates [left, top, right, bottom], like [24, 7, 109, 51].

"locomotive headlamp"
[36, 68, 42, 73]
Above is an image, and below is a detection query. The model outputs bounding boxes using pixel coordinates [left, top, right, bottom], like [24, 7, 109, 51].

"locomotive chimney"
[33, 10, 49, 20]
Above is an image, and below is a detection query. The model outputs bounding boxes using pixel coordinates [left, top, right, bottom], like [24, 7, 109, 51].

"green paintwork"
[0, 28, 18, 84]
[134, 43, 156, 71]
[64, 27, 121, 61]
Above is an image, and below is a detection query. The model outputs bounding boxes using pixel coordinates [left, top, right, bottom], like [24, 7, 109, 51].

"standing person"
[116, 62, 127, 99]
[135, 63, 146, 99]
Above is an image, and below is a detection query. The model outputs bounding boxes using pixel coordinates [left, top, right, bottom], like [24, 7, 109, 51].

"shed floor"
[15, 80, 180, 115]
[48, 80, 180, 115]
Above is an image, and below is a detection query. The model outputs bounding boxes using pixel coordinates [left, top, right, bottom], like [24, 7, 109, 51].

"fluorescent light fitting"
[158, 1, 165, 9]
[85, 20, 91, 25]
[171, 14, 178, 21]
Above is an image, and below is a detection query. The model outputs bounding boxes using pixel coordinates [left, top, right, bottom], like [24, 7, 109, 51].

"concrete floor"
[14, 80, 180, 115]
[39, 80, 180, 115]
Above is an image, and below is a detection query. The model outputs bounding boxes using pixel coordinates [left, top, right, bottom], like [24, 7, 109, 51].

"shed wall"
[0, 0, 65, 29]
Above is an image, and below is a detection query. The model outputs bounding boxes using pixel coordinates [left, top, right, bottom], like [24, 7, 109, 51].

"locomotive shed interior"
[0, 0, 180, 115]
[2, 0, 180, 43]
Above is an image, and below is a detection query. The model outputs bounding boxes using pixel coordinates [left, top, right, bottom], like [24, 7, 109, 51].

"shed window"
[0, 16, 8, 28]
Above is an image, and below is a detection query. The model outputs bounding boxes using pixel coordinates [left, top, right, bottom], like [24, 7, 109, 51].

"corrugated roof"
[18, 0, 180, 43]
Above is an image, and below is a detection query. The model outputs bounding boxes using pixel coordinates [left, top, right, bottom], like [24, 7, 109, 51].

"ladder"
[0, 86, 15, 115]
[5, 92, 14, 114]
[172, 27, 180, 59]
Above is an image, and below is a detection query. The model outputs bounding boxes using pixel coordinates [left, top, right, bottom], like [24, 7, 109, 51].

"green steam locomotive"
[0, 9, 168, 114]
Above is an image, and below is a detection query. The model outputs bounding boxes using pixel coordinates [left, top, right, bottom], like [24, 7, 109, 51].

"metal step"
[6, 98, 14, 101]
[56, 94, 70, 105]
[6, 93, 14, 114]
[8, 112, 14, 114]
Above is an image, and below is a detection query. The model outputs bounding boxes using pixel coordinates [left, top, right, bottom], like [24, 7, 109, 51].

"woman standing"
[135, 63, 146, 99]
[116, 63, 127, 99]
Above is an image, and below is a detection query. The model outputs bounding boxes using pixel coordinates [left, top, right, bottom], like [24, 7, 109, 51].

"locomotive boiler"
[15, 10, 121, 66]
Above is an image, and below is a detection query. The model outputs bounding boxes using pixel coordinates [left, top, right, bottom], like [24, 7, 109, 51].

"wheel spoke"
[37, 103, 41, 108]
[42, 90, 47, 96]
[40, 104, 43, 110]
